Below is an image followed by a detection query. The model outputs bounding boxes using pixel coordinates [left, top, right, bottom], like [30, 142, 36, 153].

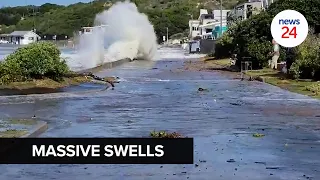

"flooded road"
[1, 48, 320, 180]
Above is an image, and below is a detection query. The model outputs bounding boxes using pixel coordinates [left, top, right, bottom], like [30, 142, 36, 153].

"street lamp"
[220, 0, 223, 38]
[166, 27, 169, 45]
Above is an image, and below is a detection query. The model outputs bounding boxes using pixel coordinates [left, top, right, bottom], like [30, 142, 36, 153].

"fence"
[200, 39, 216, 54]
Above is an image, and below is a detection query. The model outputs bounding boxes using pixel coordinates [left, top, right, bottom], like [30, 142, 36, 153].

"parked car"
[0, 40, 9, 44]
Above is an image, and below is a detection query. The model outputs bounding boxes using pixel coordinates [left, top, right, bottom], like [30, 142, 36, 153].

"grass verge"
[8, 119, 37, 125]
[245, 68, 320, 99]
[0, 76, 92, 90]
[0, 129, 28, 138]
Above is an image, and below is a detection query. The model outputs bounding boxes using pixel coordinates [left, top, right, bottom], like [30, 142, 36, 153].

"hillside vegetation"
[0, 0, 242, 42]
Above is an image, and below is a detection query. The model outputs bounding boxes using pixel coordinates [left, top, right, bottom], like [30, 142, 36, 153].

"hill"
[0, 0, 243, 42]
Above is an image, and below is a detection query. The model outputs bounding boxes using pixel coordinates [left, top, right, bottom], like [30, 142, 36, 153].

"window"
[206, 29, 213, 33]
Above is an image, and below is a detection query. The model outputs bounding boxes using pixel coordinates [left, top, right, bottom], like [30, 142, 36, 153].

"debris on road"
[255, 161, 267, 165]
[198, 87, 209, 92]
[253, 133, 265, 138]
[266, 167, 280, 170]
[227, 159, 236, 163]
[150, 130, 184, 138]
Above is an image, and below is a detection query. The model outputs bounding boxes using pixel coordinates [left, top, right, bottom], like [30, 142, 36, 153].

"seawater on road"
[1, 48, 320, 180]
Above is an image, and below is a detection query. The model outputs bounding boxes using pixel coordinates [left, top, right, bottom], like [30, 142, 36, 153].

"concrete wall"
[212, 10, 230, 21]
[200, 39, 216, 54]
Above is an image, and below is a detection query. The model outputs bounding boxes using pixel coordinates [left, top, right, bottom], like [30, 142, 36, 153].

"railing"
[240, 57, 253, 79]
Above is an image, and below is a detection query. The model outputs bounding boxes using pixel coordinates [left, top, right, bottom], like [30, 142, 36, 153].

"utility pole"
[220, 0, 223, 38]
[166, 27, 169, 45]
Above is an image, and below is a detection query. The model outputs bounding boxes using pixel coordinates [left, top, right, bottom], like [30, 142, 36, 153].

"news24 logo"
[271, 10, 308, 48]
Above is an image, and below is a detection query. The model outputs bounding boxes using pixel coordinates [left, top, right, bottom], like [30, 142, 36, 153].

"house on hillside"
[0, 31, 41, 45]
[79, 25, 108, 36]
[227, 0, 273, 25]
[189, 20, 200, 39]
[188, 9, 230, 40]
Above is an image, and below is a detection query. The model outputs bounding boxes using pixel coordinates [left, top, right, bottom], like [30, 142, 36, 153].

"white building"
[79, 25, 108, 35]
[227, 0, 267, 23]
[212, 10, 230, 22]
[188, 20, 200, 39]
[1, 31, 41, 45]
[189, 9, 230, 40]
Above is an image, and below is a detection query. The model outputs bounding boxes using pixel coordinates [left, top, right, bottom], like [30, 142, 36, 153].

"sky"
[0, 0, 93, 7]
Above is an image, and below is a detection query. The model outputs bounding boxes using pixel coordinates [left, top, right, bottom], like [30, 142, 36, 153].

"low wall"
[200, 39, 216, 54]
[77, 58, 133, 74]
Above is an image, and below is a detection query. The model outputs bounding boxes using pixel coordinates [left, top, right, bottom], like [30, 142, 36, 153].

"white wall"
[10, 32, 39, 45]
[213, 10, 230, 21]
[20, 32, 38, 45]
[189, 20, 200, 38]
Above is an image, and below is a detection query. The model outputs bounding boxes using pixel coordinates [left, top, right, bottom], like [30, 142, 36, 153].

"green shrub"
[214, 32, 234, 59]
[305, 83, 320, 95]
[289, 32, 320, 80]
[0, 42, 70, 84]
[247, 39, 272, 68]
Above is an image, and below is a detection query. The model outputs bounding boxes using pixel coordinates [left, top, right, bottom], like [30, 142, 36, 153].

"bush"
[0, 42, 70, 84]
[289, 32, 320, 80]
[214, 32, 234, 59]
[246, 39, 273, 68]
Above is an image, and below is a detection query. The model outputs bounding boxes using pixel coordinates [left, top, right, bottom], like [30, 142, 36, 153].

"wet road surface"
[0, 48, 320, 180]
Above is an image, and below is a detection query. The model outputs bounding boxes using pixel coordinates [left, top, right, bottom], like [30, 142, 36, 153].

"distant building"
[79, 25, 108, 35]
[0, 31, 40, 45]
[188, 9, 230, 40]
[212, 10, 230, 22]
[0, 34, 10, 43]
[80, 27, 94, 35]
[227, 0, 274, 25]
[188, 20, 200, 39]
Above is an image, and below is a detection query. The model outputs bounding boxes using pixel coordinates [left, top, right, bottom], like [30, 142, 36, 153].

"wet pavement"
[0, 48, 320, 179]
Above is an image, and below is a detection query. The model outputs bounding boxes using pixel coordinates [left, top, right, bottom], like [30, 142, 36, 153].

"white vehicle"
[0, 40, 9, 44]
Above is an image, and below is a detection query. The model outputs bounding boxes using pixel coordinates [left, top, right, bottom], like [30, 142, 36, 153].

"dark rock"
[255, 162, 266, 165]
[181, 172, 187, 174]
[199, 160, 206, 163]
[235, 168, 237, 171]
[195, 164, 199, 167]
[227, 159, 236, 163]
[230, 102, 241, 106]
[270, 173, 273, 175]
[160, 166, 163, 168]
[266, 167, 280, 170]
